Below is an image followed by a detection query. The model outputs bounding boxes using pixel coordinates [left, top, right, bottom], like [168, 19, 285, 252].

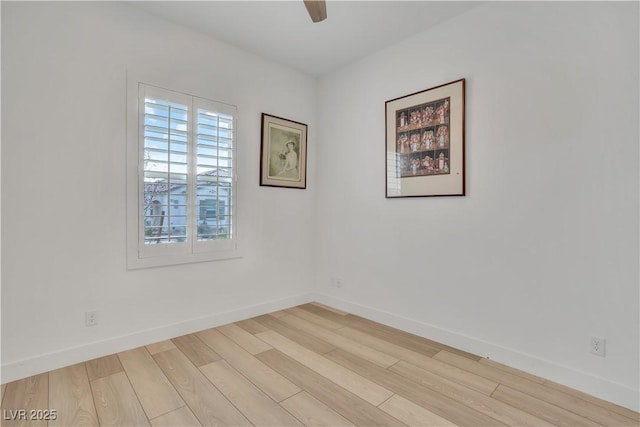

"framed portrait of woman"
[260, 113, 308, 189]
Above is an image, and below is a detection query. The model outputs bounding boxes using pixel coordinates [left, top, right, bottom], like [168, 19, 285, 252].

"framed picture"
[385, 78, 465, 197]
[260, 113, 308, 189]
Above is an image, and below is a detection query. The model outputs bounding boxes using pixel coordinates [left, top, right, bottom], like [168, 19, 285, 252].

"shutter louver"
[136, 83, 237, 262]
[143, 98, 189, 245]
[196, 109, 234, 242]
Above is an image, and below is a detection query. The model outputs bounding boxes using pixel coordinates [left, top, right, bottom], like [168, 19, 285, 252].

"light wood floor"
[2, 303, 638, 426]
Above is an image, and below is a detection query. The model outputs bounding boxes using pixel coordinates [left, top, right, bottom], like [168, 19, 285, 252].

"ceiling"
[131, 1, 481, 76]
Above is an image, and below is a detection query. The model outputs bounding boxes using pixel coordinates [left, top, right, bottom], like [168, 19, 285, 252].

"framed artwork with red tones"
[385, 79, 465, 197]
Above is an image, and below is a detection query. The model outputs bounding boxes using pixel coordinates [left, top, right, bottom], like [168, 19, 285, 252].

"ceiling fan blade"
[303, 0, 327, 23]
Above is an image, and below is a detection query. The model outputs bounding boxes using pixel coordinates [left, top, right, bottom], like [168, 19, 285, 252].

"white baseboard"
[3, 291, 637, 413]
[1, 292, 316, 384]
[313, 294, 640, 413]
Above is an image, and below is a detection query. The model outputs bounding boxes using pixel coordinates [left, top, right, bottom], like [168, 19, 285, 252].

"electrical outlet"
[85, 310, 99, 327]
[330, 277, 344, 289]
[590, 336, 606, 357]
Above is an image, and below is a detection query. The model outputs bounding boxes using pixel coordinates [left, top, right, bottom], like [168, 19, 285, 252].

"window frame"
[127, 77, 240, 269]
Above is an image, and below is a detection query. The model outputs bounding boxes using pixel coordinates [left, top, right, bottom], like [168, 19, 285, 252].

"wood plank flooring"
[1, 302, 638, 426]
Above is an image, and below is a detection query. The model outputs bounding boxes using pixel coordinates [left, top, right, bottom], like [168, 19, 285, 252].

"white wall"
[315, 2, 639, 410]
[2, 0, 639, 412]
[1, 2, 317, 381]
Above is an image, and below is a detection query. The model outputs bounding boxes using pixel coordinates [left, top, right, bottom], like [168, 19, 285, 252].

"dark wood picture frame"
[385, 78, 465, 197]
[260, 113, 308, 189]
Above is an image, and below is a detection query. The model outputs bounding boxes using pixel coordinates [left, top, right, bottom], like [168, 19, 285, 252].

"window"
[127, 82, 239, 268]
